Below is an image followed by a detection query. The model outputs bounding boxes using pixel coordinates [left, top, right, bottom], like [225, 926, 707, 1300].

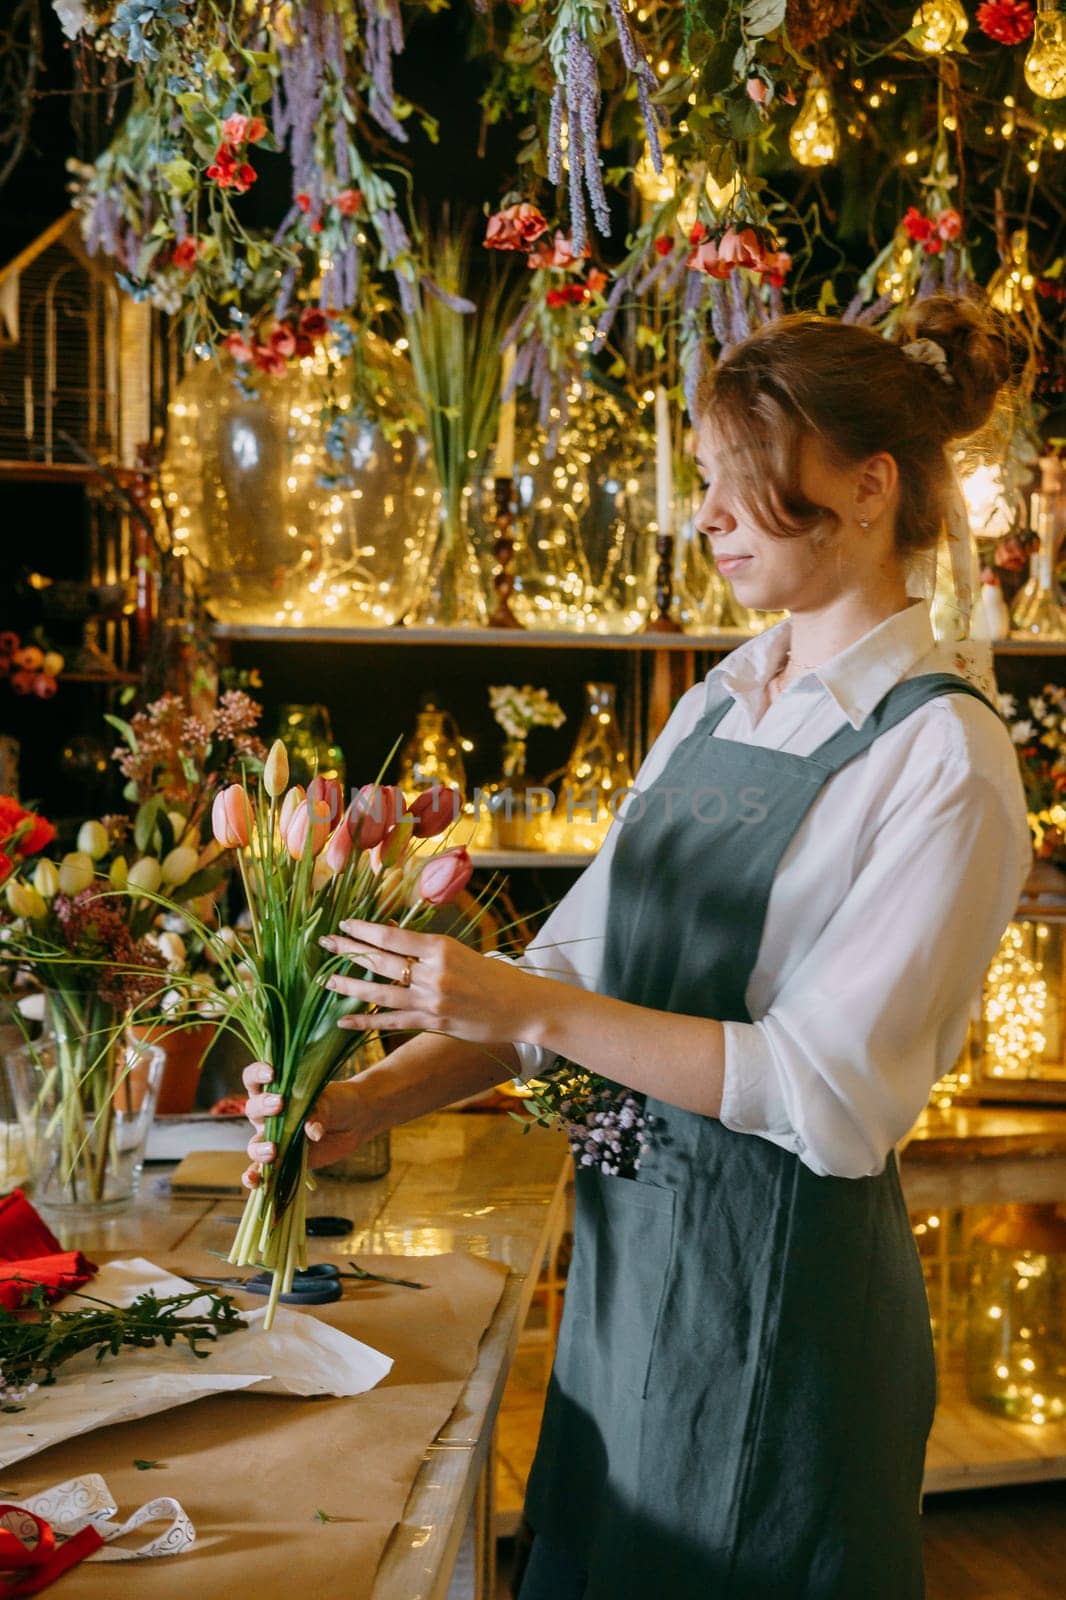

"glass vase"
[1013, 508, 1066, 640]
[277, 703, 347, 792]
[482, 737, 549, 851]
[965, 1204, 1066, 1425]
[397, 695, 469, 793]
[550, 683, 634, 854]
[405, 499, 487, 629]
[3, 1005, 164, 1214]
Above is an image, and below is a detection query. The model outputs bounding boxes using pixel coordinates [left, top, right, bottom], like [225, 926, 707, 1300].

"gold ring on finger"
[400, 956, 414, 988]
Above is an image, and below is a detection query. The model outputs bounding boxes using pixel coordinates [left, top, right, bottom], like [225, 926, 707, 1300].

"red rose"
[171, 237, 199, 271]
[298, 307, 330, 338]
[527, 231, 591, 271]
[923, 237, 944, 255]
[484, 202, 550, 251]
[546, 287, 569, 308]
[295, 192, 313, 213]
[206, 145, 238, 187]
[246, 116, 267, 144]
[687, 239, 731, 279]
[235, 163, 257, 194]
[976, 0, 1034, 44]
[333, 188, 363, 215]
[222, 332, 254, 363]
[936, 208, 963, 241]
[269, 322, 297, 358]
[33, 674, 58, 700]
[0, 852, 12, 887]
[654, 235, 674, 257]
[294, 334, 314, 358]
[252, 344, 287, 377]
[902, 206, 933, 242]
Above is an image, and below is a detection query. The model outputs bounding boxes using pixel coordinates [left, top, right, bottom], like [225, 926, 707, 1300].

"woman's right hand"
[241, 1062, 372, 1189]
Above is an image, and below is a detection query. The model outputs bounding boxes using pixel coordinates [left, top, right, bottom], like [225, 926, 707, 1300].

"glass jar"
[980, 916, 1066, 1087]
[482, 736, 549, 851]
[966, 1204, 1066, 1425]
[404, 497, 487, 629]
[1013, 495, 1066, 640]
[397, 695, 469, 793]
[277, 704, 346, 793]
[550, 683, 633, 853]
[318, 1034, 392, 1182]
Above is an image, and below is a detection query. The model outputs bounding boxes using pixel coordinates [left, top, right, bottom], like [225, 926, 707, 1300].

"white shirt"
[492, 601, 1032, 1180]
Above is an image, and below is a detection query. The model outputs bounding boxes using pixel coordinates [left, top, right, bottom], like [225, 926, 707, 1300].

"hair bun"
[895, 295, 1012, 440]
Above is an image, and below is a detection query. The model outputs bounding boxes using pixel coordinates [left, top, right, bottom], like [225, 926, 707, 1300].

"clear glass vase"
[3, 1015, 164, 1214]
[277, 704, 347, 792]
[405, 498, 487, 629]
[549, 683, 634, 854]
[966, 1204, 1066, 1425]
[1013, 509, 1066, 640]
[397, 696, 469, 793]
[482, 737, 548, 851]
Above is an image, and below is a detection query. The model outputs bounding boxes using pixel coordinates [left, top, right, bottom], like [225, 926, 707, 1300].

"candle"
[495, 347, 516, 480]
[655, 385, 673, 537]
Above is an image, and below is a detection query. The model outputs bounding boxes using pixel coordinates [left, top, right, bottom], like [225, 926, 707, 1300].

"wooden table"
[59, 1111, 570, 1600]
[899, 1104, 1066, 1495]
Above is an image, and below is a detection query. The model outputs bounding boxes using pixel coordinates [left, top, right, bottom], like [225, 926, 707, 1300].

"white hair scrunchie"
[901, 337, 955, 386]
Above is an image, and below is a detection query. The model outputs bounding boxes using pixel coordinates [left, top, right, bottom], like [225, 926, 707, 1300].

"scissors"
[189, 1262, 344, 1306]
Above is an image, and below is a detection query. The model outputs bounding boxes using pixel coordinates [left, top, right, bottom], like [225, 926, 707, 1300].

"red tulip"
[212, 784, 252, 848]
[410, 786, 462, 839]
[346, 784, 405, 850]
[282, 797, 332, 860]
[33, 674, 58, 699]
[308, 775, 344, 826]
[324, 823, 354, 874]
[417, 847, 473, 906]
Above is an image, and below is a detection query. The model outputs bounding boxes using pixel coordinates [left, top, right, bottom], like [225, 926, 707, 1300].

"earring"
[858, 515, 871, 528]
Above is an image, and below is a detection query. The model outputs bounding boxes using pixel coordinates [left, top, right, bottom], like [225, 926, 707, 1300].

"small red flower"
[689, 222, 709, 246]
[206, 145, 239, 188]
[222, 332, 255, 363]
[484, 202, 550, 251]
[33, 674, 58, 700]
[0, 852, 12, 887]
[924, 237, 944, 255]
[269, 322, 297, 358]
[294, 333, 314, 358]
[935, 208, 963, 241]
[902, 206, 933, 243]
[252, 344, 287, 377]
[295, 192, 313, 213]
[546, 287, 569, 308]
[171, 237, 199, 271]
[234, 163, 257, 194]
[333, 188, 363, 215]
[587, 267, 609, 294]
[298, 307, 330, 338]
[654, 235, 674, 257]
[976, 0, 1034, 44]
[0, 632, 18, 656]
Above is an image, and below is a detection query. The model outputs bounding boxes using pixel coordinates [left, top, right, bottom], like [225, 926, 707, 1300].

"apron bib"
[525, 672, 997, 1599]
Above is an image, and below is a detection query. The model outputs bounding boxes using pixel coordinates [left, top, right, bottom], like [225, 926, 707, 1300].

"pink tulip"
[212, 784, 252, 848]
[746, 77, 768, 104]
[417, 847, 473, 906]
[346, 784, 405, 850]
[282, 797, 332, 860]
[410, 786, 462, 839]
[324, 822, 354, 874]
[278, 785, 306, 838]
[308, 775, 344, 825]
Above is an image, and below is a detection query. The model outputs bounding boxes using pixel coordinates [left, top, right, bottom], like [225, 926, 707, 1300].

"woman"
[244, 296, 1031, 1598]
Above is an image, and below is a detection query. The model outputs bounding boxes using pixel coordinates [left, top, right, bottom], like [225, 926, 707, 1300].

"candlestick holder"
[642, 531, 683, 633]
[489, 476, 524, 629]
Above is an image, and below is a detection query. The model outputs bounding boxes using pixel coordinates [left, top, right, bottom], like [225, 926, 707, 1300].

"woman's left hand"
[319, 920, 539, 1045]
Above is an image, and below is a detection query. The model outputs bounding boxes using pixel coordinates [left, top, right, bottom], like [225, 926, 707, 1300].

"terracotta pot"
[126, 1022, 218, 1114]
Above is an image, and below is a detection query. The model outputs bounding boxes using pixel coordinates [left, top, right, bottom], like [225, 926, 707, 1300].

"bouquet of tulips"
[205, 740, 483, 1326]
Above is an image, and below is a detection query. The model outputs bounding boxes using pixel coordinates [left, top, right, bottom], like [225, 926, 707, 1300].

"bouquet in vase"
[194, 741, 486, 1326]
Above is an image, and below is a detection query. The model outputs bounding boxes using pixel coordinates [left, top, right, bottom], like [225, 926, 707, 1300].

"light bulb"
[789, 73, 840, 168]
[988, 229, 1034, 313]
[912, 0, 969, 52]
[1025, 0, 1066, 99]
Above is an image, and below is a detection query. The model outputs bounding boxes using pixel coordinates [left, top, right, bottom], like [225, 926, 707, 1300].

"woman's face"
[693, 421, 894, 614]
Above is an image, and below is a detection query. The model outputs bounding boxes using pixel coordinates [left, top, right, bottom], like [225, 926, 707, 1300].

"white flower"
[53, 0, 96, 41]
[1031, 698, 1049, 722]
[997, 693, 1017, 719]
[1011, 720, 1035, 744]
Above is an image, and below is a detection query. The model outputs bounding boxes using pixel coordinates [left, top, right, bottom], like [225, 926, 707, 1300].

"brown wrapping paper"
[6, 1251, 509, 1597]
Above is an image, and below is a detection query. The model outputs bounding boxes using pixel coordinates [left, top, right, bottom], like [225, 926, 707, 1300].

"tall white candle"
[655, 385, 673, 537]
[495, 347, 516, 479]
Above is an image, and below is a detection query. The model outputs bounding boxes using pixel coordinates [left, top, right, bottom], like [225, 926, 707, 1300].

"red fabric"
[0, 1254, 98, 1312]
[0, 1192, 62, 1261]
[0, 1190, 96, 1310]
[0, 1508, 104, 1597]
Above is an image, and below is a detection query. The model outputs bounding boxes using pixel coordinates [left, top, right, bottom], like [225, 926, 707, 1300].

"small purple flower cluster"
[558, 1089, 651, 1178]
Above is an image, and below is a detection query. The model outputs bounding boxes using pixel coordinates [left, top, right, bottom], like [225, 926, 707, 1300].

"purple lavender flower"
[548, 85, 565, 187]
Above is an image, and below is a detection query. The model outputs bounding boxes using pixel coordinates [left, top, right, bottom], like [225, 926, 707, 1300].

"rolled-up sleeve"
[719, 749, 1031, 1179]
[485, 680, 715, 1082]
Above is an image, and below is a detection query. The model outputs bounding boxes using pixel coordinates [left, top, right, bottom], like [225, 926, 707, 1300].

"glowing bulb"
[789, 73, 840, 168]
[1025, 1, 1066, 99]
[988, 230, 1034, 313]
[912, 0, 969, 53]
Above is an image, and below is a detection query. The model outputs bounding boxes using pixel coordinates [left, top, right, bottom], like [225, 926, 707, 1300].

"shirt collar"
[714, 600, 937, 731]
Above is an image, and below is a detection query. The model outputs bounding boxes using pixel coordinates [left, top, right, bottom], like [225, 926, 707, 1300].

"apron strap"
[805, 672, 1001, 776]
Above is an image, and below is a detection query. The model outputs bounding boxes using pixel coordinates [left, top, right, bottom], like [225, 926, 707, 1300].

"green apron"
[525, 671, 997, 1599]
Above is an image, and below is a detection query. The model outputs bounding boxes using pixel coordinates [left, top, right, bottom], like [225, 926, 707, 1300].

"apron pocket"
[567, 1168, 677, 1401]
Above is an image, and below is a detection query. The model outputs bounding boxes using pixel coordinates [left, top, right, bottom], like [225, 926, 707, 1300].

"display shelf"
[213, 619, 1066, 656]
[469, 848, 596, 870]
[211, 621, 748, 650]
[924, 1369, 1066, 1494]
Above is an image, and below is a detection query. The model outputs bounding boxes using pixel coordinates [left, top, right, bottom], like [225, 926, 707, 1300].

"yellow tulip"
[109, 856, 128, 890]
[58, 851, 95, 896]
[161, 845, 199, 886]
[5, 879, 46, 919]
[76, 820, 109, 861]
[263, 740, 290, 799]
[32, 858, 58, 898]
[127, 857, 162, 895]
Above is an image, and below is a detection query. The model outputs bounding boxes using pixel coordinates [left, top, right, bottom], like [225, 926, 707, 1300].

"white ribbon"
[13, 1473, 194, 1562]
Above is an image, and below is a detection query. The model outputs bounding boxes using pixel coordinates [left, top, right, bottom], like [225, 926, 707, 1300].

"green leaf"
[104, 713, 138, 752]
[313, 1508, 336, 1523]
[134, 1459, 164, 1471]
[174, 862, 229, 902]
[743, 0, 787, 37]
[817, 280, 839, 315]
[134, 797, 165, 855]
[726, 98, 765, 140]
